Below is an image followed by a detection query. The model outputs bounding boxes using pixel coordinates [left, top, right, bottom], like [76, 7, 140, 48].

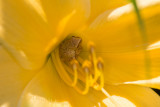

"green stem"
[130, 0, 151, 78]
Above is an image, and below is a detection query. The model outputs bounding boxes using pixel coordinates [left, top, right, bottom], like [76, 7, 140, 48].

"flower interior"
[51, 36, 104, 95]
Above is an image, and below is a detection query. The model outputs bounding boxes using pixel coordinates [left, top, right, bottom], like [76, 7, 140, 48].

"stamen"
[98, 58, 104, 89]
[52, 49, 77, 87]
[74, 63, 90, 95]
[71, 60, 78, 86]
[82, 60, 92, 73]
[93, 58, 104, 90]
[52, 36, 105, 94]
[97, 57, 104, 70]
[88, 42, 100, 85]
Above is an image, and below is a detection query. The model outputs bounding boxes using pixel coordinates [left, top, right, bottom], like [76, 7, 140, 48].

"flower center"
[51, 36, 104, 95]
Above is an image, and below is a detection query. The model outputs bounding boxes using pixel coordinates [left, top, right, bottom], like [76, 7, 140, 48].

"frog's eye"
[51, 36, 104, 95]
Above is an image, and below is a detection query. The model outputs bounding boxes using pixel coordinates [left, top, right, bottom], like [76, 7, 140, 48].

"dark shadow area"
[153, 88, 160, 96]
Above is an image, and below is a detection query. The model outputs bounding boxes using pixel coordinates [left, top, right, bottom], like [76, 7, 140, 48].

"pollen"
[51, 36, 104, 95]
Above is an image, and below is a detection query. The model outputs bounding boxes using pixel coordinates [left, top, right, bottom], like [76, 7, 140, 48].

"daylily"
[1, 0, 160, 107]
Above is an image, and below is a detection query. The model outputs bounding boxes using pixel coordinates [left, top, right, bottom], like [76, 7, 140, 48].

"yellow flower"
[0, 0, 160, 107]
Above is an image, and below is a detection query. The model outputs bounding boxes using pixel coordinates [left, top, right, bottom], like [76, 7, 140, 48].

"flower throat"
[51, 36, 104, 95]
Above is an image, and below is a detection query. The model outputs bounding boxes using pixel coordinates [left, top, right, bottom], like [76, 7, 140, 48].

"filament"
[52, 49, 77, 87]
[74, 68, 90, 95]
[88, 42, 100, 85]
[71, 60, 78, 86]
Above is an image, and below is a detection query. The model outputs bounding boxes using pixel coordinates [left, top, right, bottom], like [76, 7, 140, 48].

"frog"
[59, 36, 82, 65]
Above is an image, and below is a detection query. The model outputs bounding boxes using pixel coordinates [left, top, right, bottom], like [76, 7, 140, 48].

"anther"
[97, 57, 104, 70]
[82, 60, 92, 71]
[88, 42, 95, 54]
[83, 63, 90, 75]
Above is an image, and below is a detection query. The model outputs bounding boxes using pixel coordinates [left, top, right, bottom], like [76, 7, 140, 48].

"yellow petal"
[18, 58, 107, 107]
[123, 76, 160, 89]
[88, 0, 129, 24]
[0, 46, 37, 106]
[1, 46, 159, 106]
[40, 0, 90, 35]
[0, 45, 104, 107]
[17, 58, 160, 107]
[0, 0, 90, 70]
[102, 84, 160, 107]
[80, 2, 160, 84]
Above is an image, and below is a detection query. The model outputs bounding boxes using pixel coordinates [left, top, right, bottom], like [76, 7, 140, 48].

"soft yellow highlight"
[28, 93, 71, 107]
[123, 76, 160, 89]
[88, 0, 129, 23]
[45, 10, 76, 53]
[27, 0, 47, 22]
[102, 88, 121, 107]
[103, 95, 136, 107]
[108, 0, 160, 21]
[147, 41, 160, 50]
[56, 10, 76, 36]
[0, 103, 9, 107]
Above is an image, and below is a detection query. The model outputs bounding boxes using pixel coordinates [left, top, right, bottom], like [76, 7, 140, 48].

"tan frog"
[59, 36, 82, 65]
